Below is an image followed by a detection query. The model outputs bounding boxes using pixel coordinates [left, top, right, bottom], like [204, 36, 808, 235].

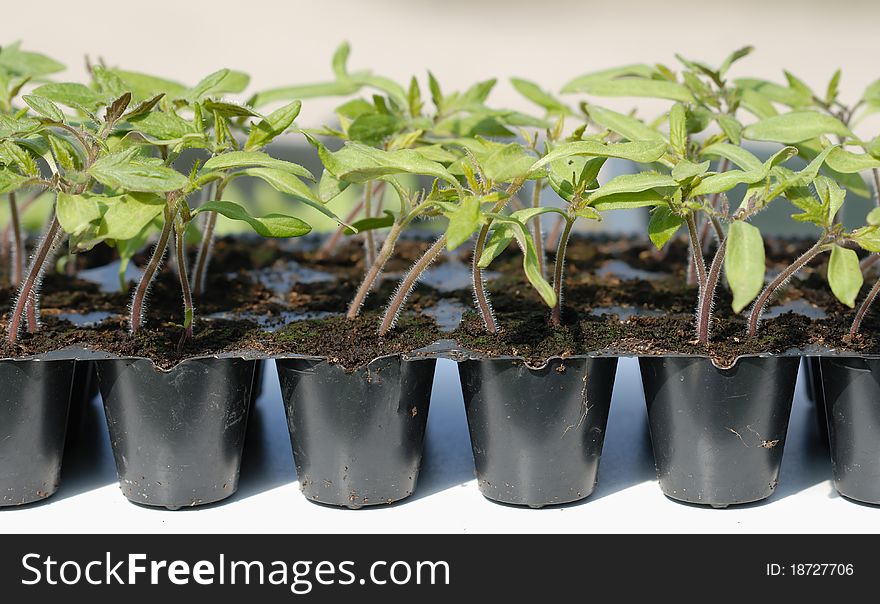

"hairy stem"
[191, 182, 219, 298]
[363, 183, 377, 268]
[851, 276, 880, 338]
[685, 212, 707, 292]
[860, 253, 880, 272]
[347, 221, 404, 319]
[471, 180, 526, 334]
[550, 218, 574, 327]
[379, 234, 447, 337]
[129, 209, 175, 335]
[546, 214, 565, 252]
[747, 239, 826, 338]
[696, 237, 727, 346]
[531, 179, 545, 278]
[6, 215, 62, 345]
[8, 192, 23, 286]
[175, 221, 194, 349]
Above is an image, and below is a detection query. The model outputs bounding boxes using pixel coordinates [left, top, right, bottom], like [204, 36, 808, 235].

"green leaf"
[0, 115, 42, 138]
[868, 207, 880, 226]
[316, 139, 459, 189]
[478, 223, 516, 268]
[128, 110, 197, 140]
[484, 214, 556, 307]
[56, 191, 102, 236]
[511, 78, 568, 113]
[586, 105, 665, 144]
[700, 142, 762, 171]
[743, 111, 854, 144]
[547, 156, 605, 202]
[828, 244, 863, 308]
[239, 167, 345, 225]
[57, 191, 166, 251]
[735, 78, 812, 108]
[715, 114, 743, 145]
[824, 147, 880, 173]
[852, 226, 880, 253]
[344, 210, 395, 235]
[590, 189, 669, 211]
[202, 99, 261, 118]
[532, 139, 667, 170]
[672, 159, 710, 183]
[30, 82, 104, 109]
[194, 200, 310, 238]
[0, 166, 27, 194]
[445, 195, 482, 250]
[719, 46, 754, 76]
[245, 101, 301, 151]
[668, 103, 687, 157]
[647, 207, 683, 249]
[0, 43, 64, 77]
[249, 81, 361, 107]
[22, 94, 64, 122]
[203, 151, 314, 180]
[88, 150, 188, 193]
[347, 113, 402, 146]
[184, 69, 250, 102]
[587, 172, 679, 203]
[458, 139, 538, 184]
[725, 221, 766, 313]
[691, 146, 797, 196]
[572, 78, 693, 102]
[110, 69, 187, 102]
[814, 175, 846, 224]
[561, 65, 657, 93]
[318, 170, 350, 202]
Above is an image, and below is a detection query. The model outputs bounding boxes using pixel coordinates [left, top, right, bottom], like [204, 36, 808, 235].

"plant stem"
[379, 234, 447, 337]
[860, 253, 880, 272]
[851, 276, 880, 338]
[471, 180, 526, 334]
[747, 239, 826, 338]
[531, 179, 545, 278]
[550, 217, 574, 327]
[7, 192, 23, 286]
[191, 182, 219, 298]
[347, 221, 404, 319]
[6, 215, 62, 345]
[546, 214, 565, 252]
[129, 207, 175, 335]
[696, 237, 727, 346]
[363, 183, 377, 268]
[684, 212, 707, 292]
[174, 221, 194, 349]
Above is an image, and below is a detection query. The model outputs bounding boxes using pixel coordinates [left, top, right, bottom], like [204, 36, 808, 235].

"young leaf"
[511, 78, 568, 114]
[715, 114, 743, 145]
[572, 78, 693, 102]
[88, 150, 188, 193]
[245, 101, 301, 151]
[111, 70, 187, 102]
[445, 195, 482, 250]
[56, 191, 102, 236]
[672, 159, 710, 183]
[743, 111, 854, 144]
[0, 43, 64, 77]
[478, 223, 516, 268]
[0, 166, 27, 194]
[239, 167, 346, 225]
[647, 207, 683, 249]
[128, 111, 198, 140]
[194, 200, 310, 238]
[561, 65, 656, 93]
[725, 221, 765, 313]
[587, 172, 679, 202]
[344, 210, 395, 235]
[484, 214, 556, 307]
[532, 139, 667, 170]
[585, 105, 666, 144]
[203, 151, 314, 180]
[700, 142, 762, 171]
[827, 244, 863, 308]
[719, 46, 754, 76]
[347, 113, 402, 146]
[315, 140, 459, 189]
[824, 147, 880, 174]
[814, 175, 846, 224]
[30, 83, 105, 109]
[22, 94, 64, 122]
[668, 103, 687, 157]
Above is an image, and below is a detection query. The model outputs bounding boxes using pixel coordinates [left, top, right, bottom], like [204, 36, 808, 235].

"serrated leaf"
[0, 166, 27, 194]
[725, 221, 765, 313]
[647, 207, 683, 249]
[194, 200, 310, 238]
[203, 151, 314, 180]
[22, 94, 64, 122]
[828, 244, 862, 308]
[743, 111, 854, 144]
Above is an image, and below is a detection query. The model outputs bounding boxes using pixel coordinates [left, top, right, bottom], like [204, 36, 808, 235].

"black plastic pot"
[639, 356, 798, 507]
[65, 361, 98, 448]
[96, 357, 256, 509]
[276, 356, 436, 508]
[802, 357, 828, 445]
[819, 356, 880, 504]
[0, 359, 75, 506]
[458, 356, 618, 507]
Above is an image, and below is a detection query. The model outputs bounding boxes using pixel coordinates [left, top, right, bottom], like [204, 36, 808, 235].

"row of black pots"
[1, 353, 878, 510]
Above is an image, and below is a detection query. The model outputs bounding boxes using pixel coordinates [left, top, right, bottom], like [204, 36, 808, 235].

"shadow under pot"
[96, 357, 256, 510]
[801, 357, 828, 446]
[819, 357, 880, 505]
[0, 359, 75, 506]
[66, 360, 99, 449]
[639, 355, 798, 508]
[458, 356, 618, 508]
[275, 356, 436, 509]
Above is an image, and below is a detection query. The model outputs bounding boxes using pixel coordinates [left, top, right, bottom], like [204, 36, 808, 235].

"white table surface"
[1, 358, 877, 534]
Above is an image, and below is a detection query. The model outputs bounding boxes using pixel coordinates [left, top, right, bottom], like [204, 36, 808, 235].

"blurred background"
[2, 0, 879, 236]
